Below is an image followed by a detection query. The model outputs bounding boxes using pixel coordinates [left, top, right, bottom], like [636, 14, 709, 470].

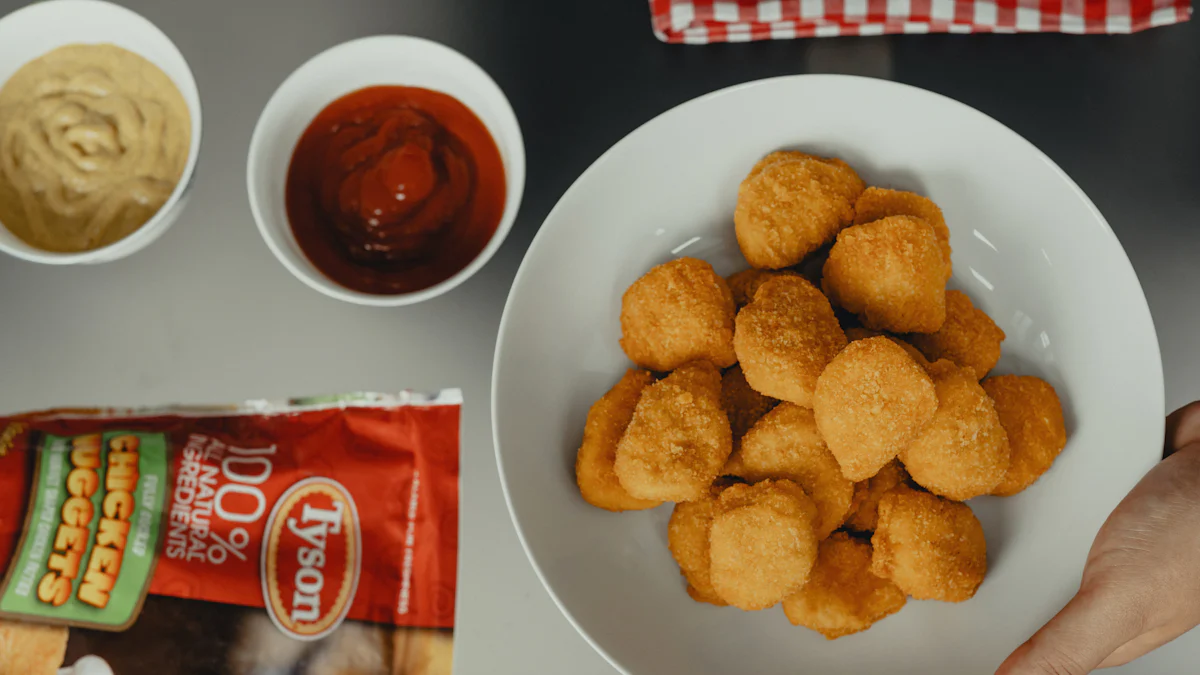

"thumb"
[995, 587, 1144, 675]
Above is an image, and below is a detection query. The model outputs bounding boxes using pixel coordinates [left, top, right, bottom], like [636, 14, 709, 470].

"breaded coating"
[782, 533, 907, 639]
[909, 290, 1005, 379]
[822, 216, 948, 334]
[614, 362, 733, 502]
[734, 276, 848, 407]
[983, 375, 1068, 497]
[721, 364, 779, 447]
[668, 491, 726, 606]
[844, 460, 911, 533]
[853, 187, 952, 272]
[845, 327, 931, 369]
[746, 151, 865, 204]
[620, 257, 737, 371]
[726, 268, 799, 310]
[870, 486, 987, 602]
[813, 337, 937, 481]
[0, 620, 66, 675]
[575, 369, 663, 511]
[709, 480, 820, 610]
[901, 360, 1011, 501]
[735, 153, 865, 269]
[724, 404, 853, 539]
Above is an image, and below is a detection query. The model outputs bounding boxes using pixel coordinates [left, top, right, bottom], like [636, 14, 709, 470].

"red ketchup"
[285, 86, 506, 295]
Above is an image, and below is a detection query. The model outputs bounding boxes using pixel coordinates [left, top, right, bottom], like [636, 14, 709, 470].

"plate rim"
[490, 73, 1165, 675]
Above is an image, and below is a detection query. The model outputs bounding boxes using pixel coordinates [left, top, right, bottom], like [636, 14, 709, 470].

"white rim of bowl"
[490, 73, 1164, 675]
[0, 0, 203, 265]
[245, 35, 526, 307]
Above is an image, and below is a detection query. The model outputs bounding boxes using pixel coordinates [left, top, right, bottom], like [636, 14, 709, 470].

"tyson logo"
[261, 477, 361, 640]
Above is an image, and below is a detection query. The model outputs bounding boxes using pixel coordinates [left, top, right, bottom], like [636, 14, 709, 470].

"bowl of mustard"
[0, 0, 202, 264]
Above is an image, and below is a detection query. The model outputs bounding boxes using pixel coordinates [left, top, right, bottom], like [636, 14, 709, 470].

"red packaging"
[0, 392, 460, 674]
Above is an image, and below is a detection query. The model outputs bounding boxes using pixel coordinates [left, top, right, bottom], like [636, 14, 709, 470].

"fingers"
[1164, 401, 1200, 458]
[1098, 625, 1182, 669]
[995, 587, 1143, 675]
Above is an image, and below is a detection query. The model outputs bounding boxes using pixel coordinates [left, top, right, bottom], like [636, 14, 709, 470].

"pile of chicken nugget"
[574, 150, 1069, 640]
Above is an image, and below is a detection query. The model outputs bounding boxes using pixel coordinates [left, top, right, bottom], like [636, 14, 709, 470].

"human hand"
[995, 401, 1200, 674]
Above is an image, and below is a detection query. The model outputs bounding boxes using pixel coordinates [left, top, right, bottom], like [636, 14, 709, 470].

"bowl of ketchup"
[247, 36, 524, 306]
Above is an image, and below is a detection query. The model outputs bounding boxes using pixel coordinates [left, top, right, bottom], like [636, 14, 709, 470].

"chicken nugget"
[746, 152, 865, 204]
[870, 486, 987, 602]
[668, 491, 726, 606]
[983, 375, 1068, 497]
[844, 460, 911, 533]
[614, 361, 732, 502]
[735, 154, 865, 269]
[853, 187, 952, 272]
[0, 620, 66, 675]
[726, 268, 798, 310]
[710, 480, 820, 610]
[782, 532, 907, 639]
[822, 216, 948, 334]
[901, 360, 1011, 500]
[724, 404, 853, 539]
[813, 337, 937, 481]
[845, 327, 931, 369]
[575, 369, 662, 511]
[721, 364, 778, 447]
[909, 290, 1005, 379]
[620, 257, 737, 372]
[734, 276, 847, 407]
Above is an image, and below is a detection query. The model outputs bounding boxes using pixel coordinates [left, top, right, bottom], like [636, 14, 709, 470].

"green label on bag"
[0, 432, 167, 630]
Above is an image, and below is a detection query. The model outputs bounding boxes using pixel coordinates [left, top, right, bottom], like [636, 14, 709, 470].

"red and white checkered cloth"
[650, 0, 1191, 41]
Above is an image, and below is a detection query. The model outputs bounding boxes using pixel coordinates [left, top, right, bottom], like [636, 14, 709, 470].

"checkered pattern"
[650, 0, 1191, 41]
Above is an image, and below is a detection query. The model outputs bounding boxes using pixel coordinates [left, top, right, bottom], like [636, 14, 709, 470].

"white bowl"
[0, 0, 202, 265]
[492, 75, 1164, 675]
[246, 36, 526, 307]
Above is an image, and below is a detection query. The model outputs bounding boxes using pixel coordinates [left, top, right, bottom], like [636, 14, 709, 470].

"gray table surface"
[1, 1, 1197, 673]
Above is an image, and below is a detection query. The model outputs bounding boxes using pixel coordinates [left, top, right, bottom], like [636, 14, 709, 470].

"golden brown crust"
[845, 327, 931, 370]
[0, 620, 67, 675]
[822, 216, 948, 334]
[813, 337, 937, 481]
[901, 360, 1011, 501]
[909, 290, 1005, 379]
[725, 268, 799, 310]
[668, 493, 727, 606]
[620, 257, 737, 372]
[720, 364, 778, 448]
[853, 187, 952, 273]
[870, 487, 987, 602]
[709, 480, 819, 610]
[614, 362, 732, 502]
[782, 533, 906, 639]
[724, 404, 853, 539]
[733, 276, 847, 407]
[983, 375, 1068, 497]
[844, 460, 911, 533]
[735, 154, 864, 269]
[576, 369, 663, 511]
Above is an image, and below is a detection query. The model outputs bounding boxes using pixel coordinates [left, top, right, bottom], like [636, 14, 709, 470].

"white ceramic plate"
[492, 75, 1163, 675]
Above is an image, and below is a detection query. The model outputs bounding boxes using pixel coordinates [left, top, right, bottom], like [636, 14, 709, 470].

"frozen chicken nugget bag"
[0, 392, 461, 673]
